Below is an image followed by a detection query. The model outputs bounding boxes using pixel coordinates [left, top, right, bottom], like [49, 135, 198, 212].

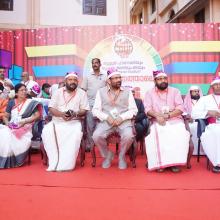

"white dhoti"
[145, 121, 190, 170]
[42, 120, 83, 171]
[201, 123, 220, 167]
[188, 121, 205, 155]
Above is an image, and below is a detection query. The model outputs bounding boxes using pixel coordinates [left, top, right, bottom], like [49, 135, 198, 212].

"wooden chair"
[80, 114, 96, 167]
[90, 118, 137, 168]
[107, 131, 137, 168]
[27, 119, 45, 165]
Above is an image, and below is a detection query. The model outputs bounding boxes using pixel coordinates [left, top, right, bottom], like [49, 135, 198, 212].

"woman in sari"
[0, 83, 41, 168]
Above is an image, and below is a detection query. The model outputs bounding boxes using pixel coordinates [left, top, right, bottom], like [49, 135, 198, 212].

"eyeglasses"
[18, 88, 27, 92]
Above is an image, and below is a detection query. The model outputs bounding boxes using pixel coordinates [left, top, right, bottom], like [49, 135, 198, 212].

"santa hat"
[107, 67, 121, 79]
[153, 70, 167, 78]
[211, 76, 220, 86]
[65, 72, 78, 79]
[31, 84, 41, 95]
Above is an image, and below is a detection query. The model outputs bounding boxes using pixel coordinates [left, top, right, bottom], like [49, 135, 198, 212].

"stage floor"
[0, 153, 220, 220]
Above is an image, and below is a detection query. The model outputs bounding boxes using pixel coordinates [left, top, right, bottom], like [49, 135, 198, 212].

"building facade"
[0, 0, 130, 30]
[130, 0, 220, 24]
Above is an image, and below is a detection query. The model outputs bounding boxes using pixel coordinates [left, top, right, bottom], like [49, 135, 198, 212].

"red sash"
[207, 117, 216, 124]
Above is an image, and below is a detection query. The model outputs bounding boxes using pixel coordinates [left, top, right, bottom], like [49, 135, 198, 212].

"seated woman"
[0, 83, 41, 168]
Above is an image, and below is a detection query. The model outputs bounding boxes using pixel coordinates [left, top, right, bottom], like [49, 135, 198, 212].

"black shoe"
[85, 147, 91, 152]
[212, 166, 220, 173]
[170, 166, 181, 173]
[156, 168, 165, 173]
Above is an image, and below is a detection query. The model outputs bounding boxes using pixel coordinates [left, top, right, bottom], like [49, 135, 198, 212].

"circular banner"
[83, 34, 163, 98]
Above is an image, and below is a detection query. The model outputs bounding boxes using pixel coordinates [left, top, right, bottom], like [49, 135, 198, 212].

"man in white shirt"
[42, 72, 90, 172]
[92, 69, 137, 169]
[192, 76, 220, 173]
[183, 85, 204, 155]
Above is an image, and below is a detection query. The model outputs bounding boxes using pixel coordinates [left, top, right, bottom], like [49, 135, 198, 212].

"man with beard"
[192, 76, 220, 173]
[92, 69, 137, 169]
[81, 58, 106, 151]
[183, 85, 204, 155]
[144, 70, 190, 173]
[42, 72, 89, 171]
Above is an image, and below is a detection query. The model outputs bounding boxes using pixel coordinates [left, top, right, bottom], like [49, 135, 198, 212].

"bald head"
[21, 72, 29, 82]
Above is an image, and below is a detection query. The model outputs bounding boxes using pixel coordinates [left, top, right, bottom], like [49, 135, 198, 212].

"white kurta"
[42, 87, 89, 171]
[145, 121, 190, 170]
[192, 94, 220, 166]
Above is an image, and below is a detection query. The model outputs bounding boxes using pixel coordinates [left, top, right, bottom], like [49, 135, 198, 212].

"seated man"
[191, 76, 220, 173]
[92, 69, 137, 169]
[144, 70, 190, 173]
[183, 85, 204, 155]
[42, 72, 89, 172]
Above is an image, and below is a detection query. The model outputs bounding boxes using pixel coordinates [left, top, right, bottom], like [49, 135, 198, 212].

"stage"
[0, 153, 220, 220]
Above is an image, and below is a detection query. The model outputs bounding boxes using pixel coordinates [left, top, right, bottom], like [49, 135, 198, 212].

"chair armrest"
[195, 119, 208, 138]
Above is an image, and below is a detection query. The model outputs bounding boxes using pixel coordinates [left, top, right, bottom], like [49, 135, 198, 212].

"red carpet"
[0, 152, 220, 220]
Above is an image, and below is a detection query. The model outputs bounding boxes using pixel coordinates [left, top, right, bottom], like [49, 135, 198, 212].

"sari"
[0, 99, 41, 168]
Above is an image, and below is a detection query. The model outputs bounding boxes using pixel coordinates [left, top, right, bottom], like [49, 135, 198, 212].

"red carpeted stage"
[0, 153, 220, 220]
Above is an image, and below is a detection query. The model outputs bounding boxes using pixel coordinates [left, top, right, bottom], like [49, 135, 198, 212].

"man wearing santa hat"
[42, 72, 89, 172]
[92, 68, 137, 169]
[144, 70, 190, 173]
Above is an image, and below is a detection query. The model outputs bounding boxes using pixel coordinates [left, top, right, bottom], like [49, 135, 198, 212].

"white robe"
[145, 120, 190, 170]
[192, 94, 220, 166]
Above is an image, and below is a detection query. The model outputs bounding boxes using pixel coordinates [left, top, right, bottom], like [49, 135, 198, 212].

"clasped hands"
[62, 110, 77, 121]
[107, 115, 123, 127]
[155, 112, 171, 126]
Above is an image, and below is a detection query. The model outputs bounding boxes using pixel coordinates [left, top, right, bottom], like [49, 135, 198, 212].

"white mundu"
[192, 94, 220, 167]
[42, 87, 89, 171]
